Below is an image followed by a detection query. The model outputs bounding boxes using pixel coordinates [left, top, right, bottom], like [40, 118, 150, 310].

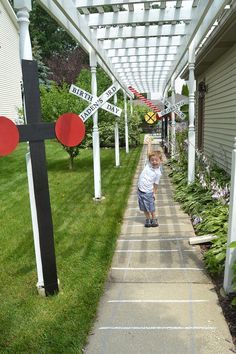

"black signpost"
[18, 59, 58, 296]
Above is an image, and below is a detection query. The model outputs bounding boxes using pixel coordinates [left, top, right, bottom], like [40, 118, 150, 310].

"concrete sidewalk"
[84, 138, 233, 354]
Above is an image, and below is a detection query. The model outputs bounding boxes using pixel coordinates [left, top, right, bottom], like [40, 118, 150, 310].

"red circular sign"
[55, 113, 85, 147]
[0, 116, 19, 156]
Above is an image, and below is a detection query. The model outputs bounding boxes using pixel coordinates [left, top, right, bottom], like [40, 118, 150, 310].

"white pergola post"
[124, 91, 129, 153]
[167, 117, 170, 154]
[15, 0, 32, 61]
[14, 0, 44, 291]
[114, 92, 120, 167]
[90, 50, 102, 199]
[188, 43, 196, 184]
[164, 91, 170, 154]
[170, 76, 176, 158]
[224, 137, 236, 294]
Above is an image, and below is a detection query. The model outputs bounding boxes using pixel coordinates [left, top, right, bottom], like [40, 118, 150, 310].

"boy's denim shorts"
[138, 189, 155, 212]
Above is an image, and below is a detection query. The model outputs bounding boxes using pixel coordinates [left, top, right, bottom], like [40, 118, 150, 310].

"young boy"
[137, 137, 162, 227]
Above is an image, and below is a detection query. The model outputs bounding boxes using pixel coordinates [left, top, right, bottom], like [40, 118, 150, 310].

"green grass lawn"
[0, 140, 141, 353]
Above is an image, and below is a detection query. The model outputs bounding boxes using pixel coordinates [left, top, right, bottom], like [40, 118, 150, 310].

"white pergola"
[36, 0, 231, 173]
[37, 0, 230, 96]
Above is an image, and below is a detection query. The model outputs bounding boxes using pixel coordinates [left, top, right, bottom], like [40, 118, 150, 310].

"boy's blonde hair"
[148, 150, 163, 161]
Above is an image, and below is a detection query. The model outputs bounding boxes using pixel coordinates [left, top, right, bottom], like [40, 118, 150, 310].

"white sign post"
[224, 137, 236, 293]
[158, 99, 186, 119]
[69, 82, 122, 198]
[69, 83, 122, 120]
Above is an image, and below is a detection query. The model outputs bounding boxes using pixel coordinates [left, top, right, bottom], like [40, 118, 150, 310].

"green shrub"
[168, 129, 229, 275]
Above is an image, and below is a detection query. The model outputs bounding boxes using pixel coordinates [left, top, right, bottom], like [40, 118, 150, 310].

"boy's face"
[149, 155, 161, 168]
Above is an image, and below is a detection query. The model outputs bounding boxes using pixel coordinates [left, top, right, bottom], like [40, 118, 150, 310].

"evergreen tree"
[32, 38, 52, 87]
[181, 83, 189, 96]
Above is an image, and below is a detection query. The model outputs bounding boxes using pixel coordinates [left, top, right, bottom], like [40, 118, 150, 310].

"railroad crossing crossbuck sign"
[144, 112, 157, 124]
[159, 99, 186, 119]
[70, 84, 122, 119]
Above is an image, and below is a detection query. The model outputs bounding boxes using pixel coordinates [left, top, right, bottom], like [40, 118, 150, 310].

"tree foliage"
[45, 48, 89, 85]
[181, 83, 189, 96]
[32, 38, 52, 87]
[9, 0, 77, 58]
[10, 0, 89, 84]
[29, 1, 77, 59]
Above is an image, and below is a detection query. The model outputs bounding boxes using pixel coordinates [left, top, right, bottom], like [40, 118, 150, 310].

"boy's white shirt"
[138, 162, 162, 193]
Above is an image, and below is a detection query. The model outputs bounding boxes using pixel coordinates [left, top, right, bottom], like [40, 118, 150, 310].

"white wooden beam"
[119, 71, 168, 77]
[116, 66, 172, 72]
[113, 61, 173, 69]
[116, 69, 172, 75]
[111, 54, 176, 64]
[94, 23, 187, 39]
[84, 7, 193, 27]
[189, 235, 218, 245]
[117, 68, 171, 73]
[102, 36, 182, 50]
[119, 73, 170, 78]
[75, 0, 154, 7]
[121, 77, 168, 83]
[123, 78, 166, 82]
[106, 47, 178, 58]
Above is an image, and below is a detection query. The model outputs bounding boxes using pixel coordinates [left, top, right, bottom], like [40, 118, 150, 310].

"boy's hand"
[145, 136, 152, 144]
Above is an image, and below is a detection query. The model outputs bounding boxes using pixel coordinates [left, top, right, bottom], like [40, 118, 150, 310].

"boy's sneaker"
[145, 219, 151, 227]
[151, 218, 159, 227]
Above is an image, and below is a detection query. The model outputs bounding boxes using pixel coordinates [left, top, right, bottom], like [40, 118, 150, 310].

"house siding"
[198, 44, 236, 174]
[0, 1, 22, 121]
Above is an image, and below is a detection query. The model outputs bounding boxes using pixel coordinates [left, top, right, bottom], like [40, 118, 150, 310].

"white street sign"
[159, 99, 186, 119]
[70, 83, 122, 119]
[172, 109, 186, 119]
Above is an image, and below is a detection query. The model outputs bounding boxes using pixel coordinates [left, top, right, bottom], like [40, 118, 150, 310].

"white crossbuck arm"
[79, 82, 121, 122]
[159, 99, 186, 119]
[69, 84, 122, 117]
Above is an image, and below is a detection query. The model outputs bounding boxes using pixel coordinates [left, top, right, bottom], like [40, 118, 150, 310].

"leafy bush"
[40, 82, 85, 121]
[203, 235, 227, 274]
[168, 129, 230, 275]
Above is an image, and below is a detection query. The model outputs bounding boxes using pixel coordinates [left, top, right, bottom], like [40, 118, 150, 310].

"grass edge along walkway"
[0, 141, 142, 353]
